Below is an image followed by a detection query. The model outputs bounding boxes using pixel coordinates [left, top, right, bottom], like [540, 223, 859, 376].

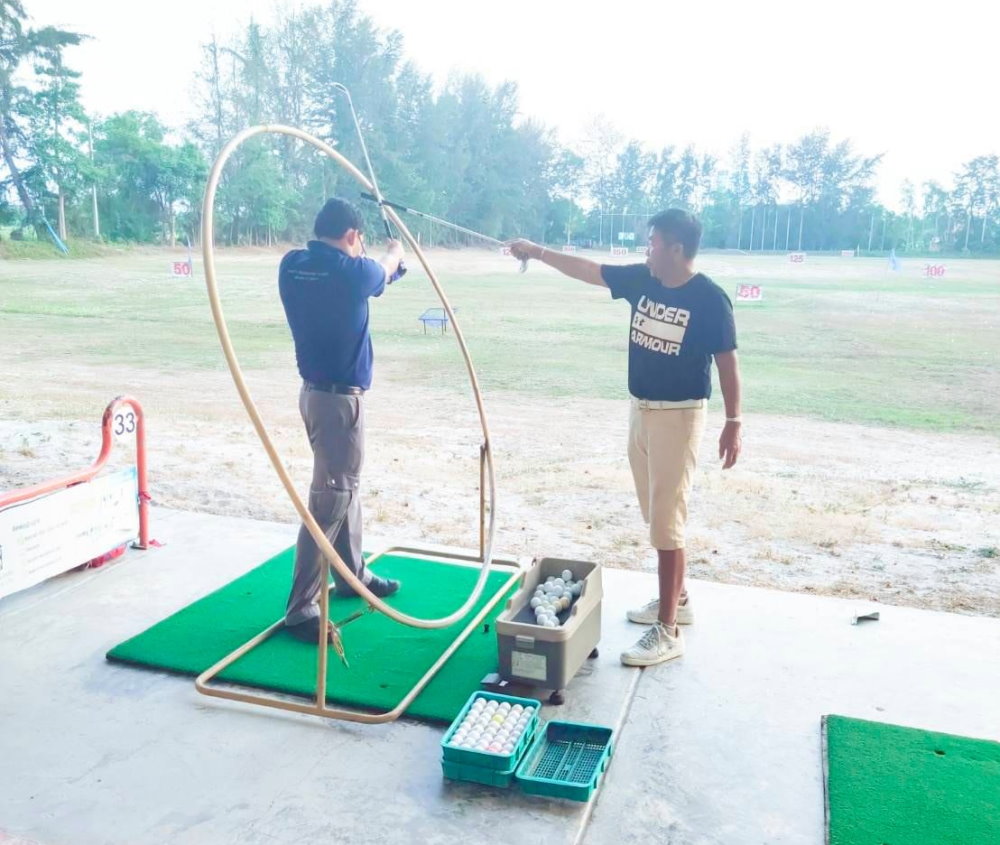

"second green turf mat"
[107, 548, 518, 723]
[823, 714, 1000, 845]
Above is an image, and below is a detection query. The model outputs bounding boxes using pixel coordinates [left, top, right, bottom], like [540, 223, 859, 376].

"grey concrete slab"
[0, 508, 636, 845]
[2, 508, 997, 845]
[586, 574, 1000, 845]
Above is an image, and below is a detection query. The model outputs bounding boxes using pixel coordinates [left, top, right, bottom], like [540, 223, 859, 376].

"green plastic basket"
[515, 720, 614, 801]
[441, 756, 519, 788]
[441, 690, 542, 771]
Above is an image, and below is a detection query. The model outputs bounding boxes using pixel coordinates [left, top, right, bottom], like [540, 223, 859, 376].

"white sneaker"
[626, 596, 694, 626]
[620, 621, 684, 667]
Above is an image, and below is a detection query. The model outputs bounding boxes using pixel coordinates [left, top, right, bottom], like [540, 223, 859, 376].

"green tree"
[0, 0, 83, 234]
[95, 112, 206, 243]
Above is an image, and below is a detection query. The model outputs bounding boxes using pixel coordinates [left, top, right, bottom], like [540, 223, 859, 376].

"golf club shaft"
[359, 192, 505, 247]
[333, 84, 407, 277]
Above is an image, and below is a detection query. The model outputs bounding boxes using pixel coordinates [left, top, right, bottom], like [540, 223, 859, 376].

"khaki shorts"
[627, 398, 707, 550]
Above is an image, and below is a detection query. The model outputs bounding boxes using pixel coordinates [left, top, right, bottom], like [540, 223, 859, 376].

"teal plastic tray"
[515, 720, 614, 801]
[441, 756, 519, 788]
[441, 690, 542, 771]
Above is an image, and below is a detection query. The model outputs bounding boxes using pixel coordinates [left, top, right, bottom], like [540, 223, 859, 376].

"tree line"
[2, 0, 997, 254]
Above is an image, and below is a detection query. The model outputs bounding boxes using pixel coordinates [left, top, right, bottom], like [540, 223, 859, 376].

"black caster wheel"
[589, 648, 599, 659]
[549, 690, 565, 705]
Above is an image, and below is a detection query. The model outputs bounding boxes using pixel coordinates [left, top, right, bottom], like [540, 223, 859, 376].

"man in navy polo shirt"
[279, 197, 405, 644]
[508, 209, 743, 666]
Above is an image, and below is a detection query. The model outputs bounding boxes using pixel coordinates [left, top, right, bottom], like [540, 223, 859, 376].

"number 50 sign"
[170, 260, 193, 278]
[736, 284, 763, 301]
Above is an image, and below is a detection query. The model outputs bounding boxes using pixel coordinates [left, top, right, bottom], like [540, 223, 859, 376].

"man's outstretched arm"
[507, 239, 607, 287]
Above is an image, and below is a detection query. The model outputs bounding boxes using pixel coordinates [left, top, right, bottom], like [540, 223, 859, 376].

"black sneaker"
[285, 616, 335, 644]
[335, 575, 400, 599]
[368, 575, 401, 598]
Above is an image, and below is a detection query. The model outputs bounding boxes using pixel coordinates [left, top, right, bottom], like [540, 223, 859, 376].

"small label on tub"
[512, 650, 548, 682]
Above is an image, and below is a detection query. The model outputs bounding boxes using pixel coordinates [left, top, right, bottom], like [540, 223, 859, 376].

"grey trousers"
[285, 383, 371, 625]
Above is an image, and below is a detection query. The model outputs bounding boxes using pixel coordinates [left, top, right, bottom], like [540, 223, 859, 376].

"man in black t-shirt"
[508, 209, 743, 667]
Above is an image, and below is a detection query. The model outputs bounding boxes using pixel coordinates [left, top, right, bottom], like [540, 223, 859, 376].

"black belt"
[304, 381, 365, 395]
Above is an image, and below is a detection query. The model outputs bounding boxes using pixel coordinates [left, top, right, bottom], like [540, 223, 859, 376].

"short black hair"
[314, 197, 363, 239]
[648, 209, 702, 259]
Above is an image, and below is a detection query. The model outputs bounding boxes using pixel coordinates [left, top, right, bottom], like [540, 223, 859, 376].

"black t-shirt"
[278, 240, 387, 389]
[601, 264, 737, 401]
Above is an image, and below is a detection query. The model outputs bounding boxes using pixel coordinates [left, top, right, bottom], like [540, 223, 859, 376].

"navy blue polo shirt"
[278, 240, 387, 389]
[601, 264, 737, 401]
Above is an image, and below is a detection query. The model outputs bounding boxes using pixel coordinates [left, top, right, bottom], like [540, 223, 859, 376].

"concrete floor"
[1, 507, 998, 845]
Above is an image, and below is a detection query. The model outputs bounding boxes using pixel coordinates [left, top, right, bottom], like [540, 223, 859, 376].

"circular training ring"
[201, 124, 497, 629]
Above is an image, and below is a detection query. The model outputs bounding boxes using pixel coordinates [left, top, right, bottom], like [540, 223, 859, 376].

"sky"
[29, 0, 999, 211]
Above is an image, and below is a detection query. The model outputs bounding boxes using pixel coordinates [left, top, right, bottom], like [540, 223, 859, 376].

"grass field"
[2, 246, 999, 617]
[3, 248, 999, 433]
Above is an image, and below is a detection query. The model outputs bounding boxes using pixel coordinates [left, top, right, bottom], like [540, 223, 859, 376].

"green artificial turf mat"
[823, 714, 1000, 845]
[107, 548, 518, 723]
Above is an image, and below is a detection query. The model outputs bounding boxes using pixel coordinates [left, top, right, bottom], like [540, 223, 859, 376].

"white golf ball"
[572, 582, 583, 596]
[561, 569, 573, 582]
[553, 577, 565, 588]
[529, 597, 541, 608]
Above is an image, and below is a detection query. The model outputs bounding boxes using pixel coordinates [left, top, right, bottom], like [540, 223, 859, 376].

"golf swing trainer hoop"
[197, 88, 515, 722]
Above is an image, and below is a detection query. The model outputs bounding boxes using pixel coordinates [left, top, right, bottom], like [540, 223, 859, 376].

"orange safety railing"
[0, 395, 150, 549]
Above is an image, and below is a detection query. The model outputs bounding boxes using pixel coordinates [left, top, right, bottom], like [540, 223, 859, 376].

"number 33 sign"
[113, 411, 137, 437]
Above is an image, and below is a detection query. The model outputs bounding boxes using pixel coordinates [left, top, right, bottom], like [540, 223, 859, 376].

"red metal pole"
[0, 395, 150, 549]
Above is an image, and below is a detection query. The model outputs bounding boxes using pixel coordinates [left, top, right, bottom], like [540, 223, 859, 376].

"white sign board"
[841, 250, 855, 257]
[170, 260, 194, 278]
[736, 284, 763, 302]
[0, 467, 139, 599]
[789, 252, 806, 263]
[560, 244, 577, 253]
[610, 246, 629, 256]
[617, 232, 635, 242]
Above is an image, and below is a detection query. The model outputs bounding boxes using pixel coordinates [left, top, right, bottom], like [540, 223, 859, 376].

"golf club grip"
[379, 212, 407, 280]
[361, 191, 407, 213]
